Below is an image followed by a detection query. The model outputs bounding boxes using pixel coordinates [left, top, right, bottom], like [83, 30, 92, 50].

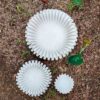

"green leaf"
[16, 39, 21, 45]
[72, 0, 84, 6]
[50, 67, 58, 74]
[16, 4, 32, 17]
[21, 51, 30, 58]
[16, 4, 25, 13]
[67, 0, 84, 11]
[67, 2, 75, 11]
[16, 39, 26, 45]
[68, 54, 84, 65]
[49, 89, 56, 97]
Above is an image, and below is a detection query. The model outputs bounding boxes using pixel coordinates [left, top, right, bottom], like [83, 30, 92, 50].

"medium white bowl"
[16, 60, 52, 96]
[54, 74, 74, 94]
[25, 9, 78, 60]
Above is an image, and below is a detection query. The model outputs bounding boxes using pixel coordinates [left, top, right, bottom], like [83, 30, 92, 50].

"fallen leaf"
[83, 38, 91, 47]
[41, 0, 48, 4]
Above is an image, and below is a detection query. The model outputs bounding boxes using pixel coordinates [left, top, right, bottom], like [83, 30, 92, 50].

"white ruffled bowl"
[25, 9, 78, 60]
[16, 60, 52, 96]
[54, 74, 74, 94]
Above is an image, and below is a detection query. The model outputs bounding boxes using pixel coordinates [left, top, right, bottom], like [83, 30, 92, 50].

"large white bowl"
[25, 9, 78, 60]
[16, 60, 52, 96]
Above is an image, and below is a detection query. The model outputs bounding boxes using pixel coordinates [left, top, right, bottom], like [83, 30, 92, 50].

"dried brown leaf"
[41, 0, 48, 4]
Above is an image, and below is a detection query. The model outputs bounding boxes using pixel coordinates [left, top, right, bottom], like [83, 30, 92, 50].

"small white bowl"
[25, 9, 78, 60]
[16, 60, 52, 96]
[54, 74, 74, 94]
